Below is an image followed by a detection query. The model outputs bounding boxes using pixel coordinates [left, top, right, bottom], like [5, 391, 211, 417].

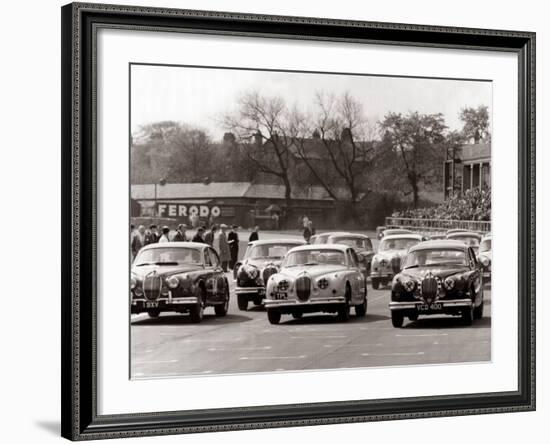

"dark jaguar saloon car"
[388, 240, 484, 327]
[131, 242, 230, 323]
[234, 239, 306, 310]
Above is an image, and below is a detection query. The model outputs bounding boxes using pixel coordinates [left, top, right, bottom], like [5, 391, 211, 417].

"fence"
[384, 216, 491, 235]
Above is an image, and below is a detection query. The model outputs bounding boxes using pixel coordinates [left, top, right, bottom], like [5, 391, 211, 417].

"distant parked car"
[370, 233, 425, 289]
[389, 240, 484, 327]
[378, 228, 413, 240]
[264, 244, 368, 324]
[446, 231, 482, 254]
[325, 232, 375, 277]
[478, 234, 492, 278]
[130, 242, 229, 323]
[234, 239, 306, 311]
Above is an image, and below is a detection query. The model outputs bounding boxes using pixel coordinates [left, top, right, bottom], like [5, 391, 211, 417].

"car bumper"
[264, 296, 346, 309]
[370, 270, 394, 279]
[131, 297, 199, 312]
[235, 286, 265, 295]
[389, 298, 473, 310]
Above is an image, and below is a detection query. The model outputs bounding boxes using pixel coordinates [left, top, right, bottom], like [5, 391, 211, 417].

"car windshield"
[330, 236, 373, 251]
[379, 238, 420, 252]
[134, 247, 202, 266]
[402, 248, 468, 269]
[282, 249, 346, 267]
[449, 235, 480, 246]
[248, 244, 297, 259]
[479, 239, 491, 252]
[312, 234, 330, 244]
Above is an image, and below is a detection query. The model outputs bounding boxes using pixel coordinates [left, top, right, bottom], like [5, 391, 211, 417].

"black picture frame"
[61, 2, 536, 440]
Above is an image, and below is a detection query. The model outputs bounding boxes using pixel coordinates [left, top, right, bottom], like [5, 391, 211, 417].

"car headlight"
[130, 277, 137, 290]
[403, 279, 416, 292]
[317, 278, 329, 290]
[444, 277, 455, 291]
[278, 280, 289, 291]
[479, 256, 490, 267]
[166, 276, 179, 289]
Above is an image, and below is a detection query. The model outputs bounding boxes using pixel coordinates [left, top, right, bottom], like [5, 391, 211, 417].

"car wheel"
[291, 312, 303, 320]
[267, 309, 281, 325]
[337, 285, 351, 321]
[391, 311, 404, 328]
[355, 296, 367, 317]
[147, 309, 160, 318]
[473, 301, 484, 320]
[215, 289, 229, 317]
[237, 294, 249, 311]
[189, 302, 204, 323]
[371, 278, 380, 290]
[461, 306, 474, 326]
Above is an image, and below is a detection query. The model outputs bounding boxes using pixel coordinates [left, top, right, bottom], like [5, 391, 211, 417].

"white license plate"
[145, 301, 159, 308]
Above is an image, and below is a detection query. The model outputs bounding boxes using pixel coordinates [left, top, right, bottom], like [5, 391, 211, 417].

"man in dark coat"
[144, 224, 159, 245]
[173, 224, 188, 242]
[249, 226, 259, 242]
[205, 225, 218, 246]
[192, 227, 206, 243]
[227, 225, 240, 270]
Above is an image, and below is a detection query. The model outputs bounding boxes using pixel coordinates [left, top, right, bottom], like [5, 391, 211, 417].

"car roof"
[287, 243, 350, 253]
[383, 228, 412, 234]
[380, 233, 424, 241]
[409, 239, 469, 252]
[327, 232, 370, 239]
[248, 239, 306, 247]
[140, 241, 208, 251]
[446, 231, 482, 238]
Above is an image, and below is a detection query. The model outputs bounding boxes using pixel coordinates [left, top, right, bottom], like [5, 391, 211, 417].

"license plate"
[145, 301, 159, 308]
[430, 302, 442, 310]
[274, 292, 287, 300]
[417, 302, 442, 311]
[417, 303, 430, 311]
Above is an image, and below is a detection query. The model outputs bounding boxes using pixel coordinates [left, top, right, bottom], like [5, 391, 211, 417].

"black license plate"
[274, 292, 287, 300]
[145, 301, 159, 308]
[417, 302, 442, 311]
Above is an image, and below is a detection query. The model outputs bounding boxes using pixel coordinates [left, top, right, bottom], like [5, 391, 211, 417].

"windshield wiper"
[135, 261, 178, 266]
[303, 262, 320, 266]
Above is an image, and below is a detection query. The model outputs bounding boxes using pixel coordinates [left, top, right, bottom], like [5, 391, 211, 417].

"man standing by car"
[205, 224, 218, 247]
[131, 225, 146, 259]
[249, 225, 260, 242]
[192, 226, 206, 243]
[228, 225, 240, 269]
[145, 224, 160, 245]
[173, 224, 188, 242]
[218, 224, 231, 272]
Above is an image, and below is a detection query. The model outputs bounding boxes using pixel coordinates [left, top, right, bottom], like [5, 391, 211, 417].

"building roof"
[131, 182, 342, 201]
[456, 143, 491, 162]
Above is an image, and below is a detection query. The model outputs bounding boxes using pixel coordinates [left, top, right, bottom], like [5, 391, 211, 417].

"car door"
[347, 249, 366, 302]
[207, 248, 226, 303]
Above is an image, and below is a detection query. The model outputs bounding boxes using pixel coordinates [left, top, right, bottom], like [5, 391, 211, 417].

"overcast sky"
[131, 64, 492, 140]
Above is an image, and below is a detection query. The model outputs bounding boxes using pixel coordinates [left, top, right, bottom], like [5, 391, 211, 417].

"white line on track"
[239, 355, 306, 360]
[290, 335, 347, 339]
[133, 359, 179, 365]
[323, 343, 383, 348]
[207, 346, 272, 352]
[361, 352, 425, 357]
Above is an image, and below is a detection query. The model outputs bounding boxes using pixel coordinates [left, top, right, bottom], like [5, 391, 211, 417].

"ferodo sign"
[156, 203, 221, 218]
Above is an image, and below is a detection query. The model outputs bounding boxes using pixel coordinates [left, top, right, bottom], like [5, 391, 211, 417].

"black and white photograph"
[129, 64, 493, 379]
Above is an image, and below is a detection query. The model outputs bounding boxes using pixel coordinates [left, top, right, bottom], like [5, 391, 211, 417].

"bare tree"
[223, 91, 296, 225]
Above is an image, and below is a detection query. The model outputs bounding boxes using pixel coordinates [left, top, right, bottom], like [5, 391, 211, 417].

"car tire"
[355, 296, 367, 317]
[237, 295, 248, 311]
[473, 301, 484, 320]
[371, 278, 380, 290]
[291, 312, 303, 320]
[461, 306, 474, 326]
[267, 309, 281, 325]
[215, 290, 229, 317]
[391, 311, 404, 328]
[147, 309, 160, 318]
[337, 285, 351, 321]
[189, 302, 204, 323]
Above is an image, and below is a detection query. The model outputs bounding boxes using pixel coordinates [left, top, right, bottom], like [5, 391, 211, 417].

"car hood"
[131, 264, 202, 279]
[277, 264, 347, 280]
[243, 258, 282, 269]
[398, 265, 469, 280]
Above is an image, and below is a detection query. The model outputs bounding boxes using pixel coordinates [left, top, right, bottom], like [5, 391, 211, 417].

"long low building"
[131, 181, 350, 229]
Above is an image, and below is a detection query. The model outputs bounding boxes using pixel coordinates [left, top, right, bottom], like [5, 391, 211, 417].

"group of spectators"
[131, 223, 262, 272]
[393, 188, 491, 222]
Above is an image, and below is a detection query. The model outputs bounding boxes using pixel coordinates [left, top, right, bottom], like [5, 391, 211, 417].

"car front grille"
[262, 266, 277, 284]
[421, 276, 438, 303]
[295, 275, 312, 302]
[144, 274, 162, 301]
